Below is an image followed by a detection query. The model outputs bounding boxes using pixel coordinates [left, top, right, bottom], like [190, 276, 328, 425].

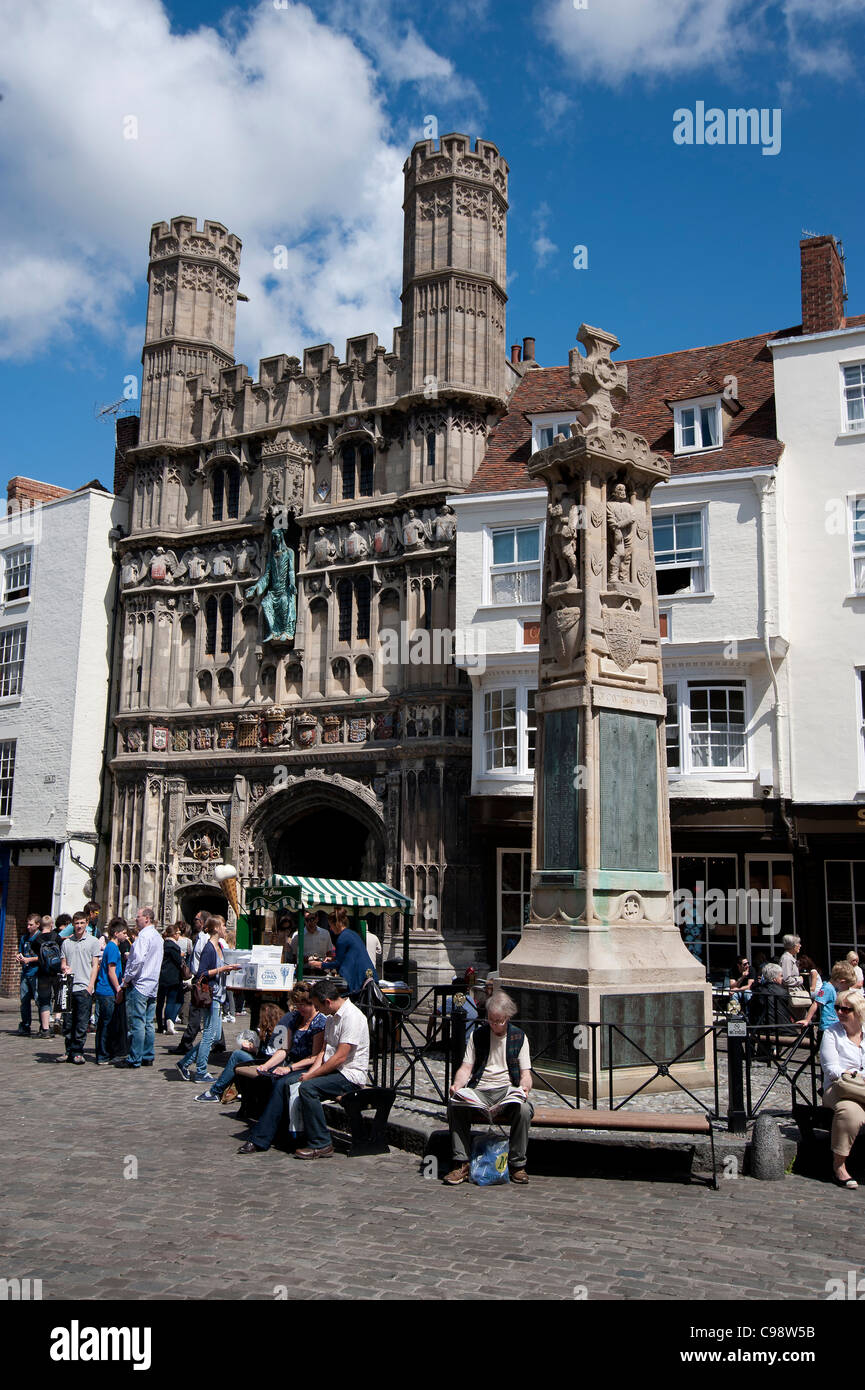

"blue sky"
[1, 0, 863, 491]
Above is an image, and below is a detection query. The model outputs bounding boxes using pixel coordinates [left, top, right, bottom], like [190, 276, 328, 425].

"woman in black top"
[156, 923, 184, 1034]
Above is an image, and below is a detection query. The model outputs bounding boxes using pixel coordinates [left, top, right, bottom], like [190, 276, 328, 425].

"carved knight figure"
[402, 509, 427, 549]
[606, 482, 637, 586]
[246, 527, 297, 643]
[344, 521, 369, 562]
[547, 494, 579, 588]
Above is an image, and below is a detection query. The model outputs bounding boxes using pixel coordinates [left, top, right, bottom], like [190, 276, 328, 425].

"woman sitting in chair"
[819, 988, 865, 1189]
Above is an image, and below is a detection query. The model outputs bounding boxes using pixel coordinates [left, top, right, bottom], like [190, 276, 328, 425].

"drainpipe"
[753, 473, 794, 845]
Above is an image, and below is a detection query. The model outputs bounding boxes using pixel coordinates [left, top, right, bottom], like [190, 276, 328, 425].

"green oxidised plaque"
[542, 709, 580, 869]
[599, 709, 658, 871]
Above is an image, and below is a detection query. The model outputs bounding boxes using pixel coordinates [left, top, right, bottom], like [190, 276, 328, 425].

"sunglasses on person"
[837, 1005, 855, 1015]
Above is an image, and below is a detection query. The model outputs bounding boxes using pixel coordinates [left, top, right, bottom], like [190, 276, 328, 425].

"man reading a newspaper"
[445, 990, 532, 1186]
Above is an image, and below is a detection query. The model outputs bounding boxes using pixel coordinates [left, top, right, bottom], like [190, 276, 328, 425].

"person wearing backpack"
[15, 912, 43, 1036]
[34, 915, 64, 1038]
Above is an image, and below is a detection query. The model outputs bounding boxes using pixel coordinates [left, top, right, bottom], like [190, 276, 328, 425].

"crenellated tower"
[139, 217, 242, 444]
[400, 134, 509, 406]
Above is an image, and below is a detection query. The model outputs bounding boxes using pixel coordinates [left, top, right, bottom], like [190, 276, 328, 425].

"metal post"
[727, 1023, 748, 1133]
[402, 911, 410, 985]
[296, 907, 305, 983]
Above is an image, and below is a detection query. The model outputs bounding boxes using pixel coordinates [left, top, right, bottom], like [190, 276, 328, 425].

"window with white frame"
[489, 526, 541, 604]
[857, 669, 865, 783]
[483, 686, 536, 774]
[0, 626, 26, 698]
[850, 497, 865, 592]
[842, 363, 865, 433]
[826, 860, 865, 963]
[673, 397, 721, 454]
[652, 508, 706, 595]
[664, 679, 748, 774]
[497, 848, 532, 965]
[4, 547, 31, 601]
[530, 413, 576, 453]
[0, 739, 15, 816]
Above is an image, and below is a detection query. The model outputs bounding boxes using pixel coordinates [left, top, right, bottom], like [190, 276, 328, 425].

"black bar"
[727, 1032, 748, 1133]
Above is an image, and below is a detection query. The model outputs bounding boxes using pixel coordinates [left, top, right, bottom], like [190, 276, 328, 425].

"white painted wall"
[0, 488, 128, 911]
[451, 465, 782, 802]
[772, 325, 865, 803]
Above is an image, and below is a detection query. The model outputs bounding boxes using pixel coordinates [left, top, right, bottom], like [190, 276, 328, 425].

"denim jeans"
[66, 989, 91, 1058]
[93, 993, 116, 1062]
[182, 999, 221, 1080]
[19, 974, 38, 1029]
[212, 1048, 255, 1096]
[252, 1068, 309, 1150]
[126, 987, 157, 1066]
[156, 984, 183, 1030]
[298, 1073, 360, 1150]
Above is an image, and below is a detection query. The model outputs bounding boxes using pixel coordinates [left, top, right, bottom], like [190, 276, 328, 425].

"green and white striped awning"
[246, 875, 414, 915]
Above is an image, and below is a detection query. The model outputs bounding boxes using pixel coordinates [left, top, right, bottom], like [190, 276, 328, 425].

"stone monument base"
[499, 920, 715, 1099]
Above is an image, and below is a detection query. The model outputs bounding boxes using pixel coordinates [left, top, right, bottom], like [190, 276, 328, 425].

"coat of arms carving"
[601, 595, 642, 671]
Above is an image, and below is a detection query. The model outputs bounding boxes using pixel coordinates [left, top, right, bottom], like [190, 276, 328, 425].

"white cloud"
[541, 0, 864, 85]
[531, 202, 558, 269]
[0, 0, 464, 369]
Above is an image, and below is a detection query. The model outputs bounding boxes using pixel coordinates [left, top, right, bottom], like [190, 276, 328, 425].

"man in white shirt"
[114, 906, 163, 1069]
[287, 911, 333, 965]
[296, 979, 370, 1158]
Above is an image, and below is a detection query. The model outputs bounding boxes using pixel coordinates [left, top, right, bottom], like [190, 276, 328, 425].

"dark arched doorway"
[272, 808, 380, 881]
[176, 889, 229, 926]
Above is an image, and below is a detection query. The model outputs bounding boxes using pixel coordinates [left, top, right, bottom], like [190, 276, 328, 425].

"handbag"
[788, 986, 811, 1013]
[832, 1071, 865, 1104]
[191, 976, 213, 1009]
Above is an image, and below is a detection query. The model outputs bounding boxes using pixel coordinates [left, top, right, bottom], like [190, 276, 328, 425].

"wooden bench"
[531, 1106, 719, 1188]
[232, 1066, 395, 1154]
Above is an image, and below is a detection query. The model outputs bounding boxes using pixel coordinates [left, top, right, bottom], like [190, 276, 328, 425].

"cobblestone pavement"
[0, 1001, 858, 1302]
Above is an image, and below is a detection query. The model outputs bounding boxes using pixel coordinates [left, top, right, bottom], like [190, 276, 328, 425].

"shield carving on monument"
[602, 595, 641, 671]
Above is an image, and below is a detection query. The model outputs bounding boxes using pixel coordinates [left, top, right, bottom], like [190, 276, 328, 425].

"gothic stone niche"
[406, 703, 441, 738]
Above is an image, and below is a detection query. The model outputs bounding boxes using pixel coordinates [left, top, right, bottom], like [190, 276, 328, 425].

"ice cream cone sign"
[214, 863, 240, 917]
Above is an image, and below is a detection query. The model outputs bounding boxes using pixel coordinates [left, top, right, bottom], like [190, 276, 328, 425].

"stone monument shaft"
[499, 325, 712, 1089]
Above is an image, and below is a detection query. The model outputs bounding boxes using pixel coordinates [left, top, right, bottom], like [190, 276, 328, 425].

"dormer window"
[674, 397, 721, 455]
[530, 412, 576, 454]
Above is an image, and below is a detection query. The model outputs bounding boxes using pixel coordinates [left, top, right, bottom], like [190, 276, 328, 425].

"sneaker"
[16, 1025, 31, 1036]
[165, 1020, 176, 1035]
[194, 1090, 219, 1102]
[443, 1163, 470, 1185]
[72, 1055, 86, 1065]
[37, 1028, 50, 1038]
[194, 1072, 215, 1084]
[223, 1014, 236, 1023]
[176, 1061, 193, 1081]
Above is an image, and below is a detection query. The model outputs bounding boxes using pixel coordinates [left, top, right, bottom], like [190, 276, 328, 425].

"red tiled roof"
[466, 325, 802, 495]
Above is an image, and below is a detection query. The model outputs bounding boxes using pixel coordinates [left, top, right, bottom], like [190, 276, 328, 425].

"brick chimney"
[522, 336, 539, 368]
[510, 343, 522, 364]
[800, 236, 846, 335]
[6, 476, 71, 514]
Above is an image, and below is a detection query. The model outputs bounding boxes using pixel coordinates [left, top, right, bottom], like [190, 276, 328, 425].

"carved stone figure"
[210, 546, 234, 580]
[344, 521, 369, 562]
[606, 482, 637, 586]
[402, 509, 427, 549]
[372, 516, 394, 556]
[310, 526, 336, 567]
[547, 493, 580, 588]
[246, 527, 296, 643]
[149, 546, 179, 583]
[235, 539, 257, 579]
[120, 556, 140, 587]
[185, 546, 210, 583]
[433, 504, 457, 544]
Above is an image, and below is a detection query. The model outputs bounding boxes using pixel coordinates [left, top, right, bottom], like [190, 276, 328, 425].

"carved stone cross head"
[568, 322, 629, 433]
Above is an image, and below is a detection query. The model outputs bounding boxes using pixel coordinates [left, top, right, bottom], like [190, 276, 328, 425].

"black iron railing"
[356, 991, 825, 1131]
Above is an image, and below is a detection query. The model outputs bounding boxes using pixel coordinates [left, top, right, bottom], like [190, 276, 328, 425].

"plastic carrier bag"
[470, 1132, 510, 1185]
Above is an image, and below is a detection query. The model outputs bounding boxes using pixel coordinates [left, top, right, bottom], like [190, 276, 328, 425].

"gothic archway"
[242, 773, 387, 885]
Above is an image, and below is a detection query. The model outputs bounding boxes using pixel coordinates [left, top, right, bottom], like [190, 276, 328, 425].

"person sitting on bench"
[237, 978, 368, 1158]
[444, 990, 533, 1187]
[194, 1002, 287, 1103]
